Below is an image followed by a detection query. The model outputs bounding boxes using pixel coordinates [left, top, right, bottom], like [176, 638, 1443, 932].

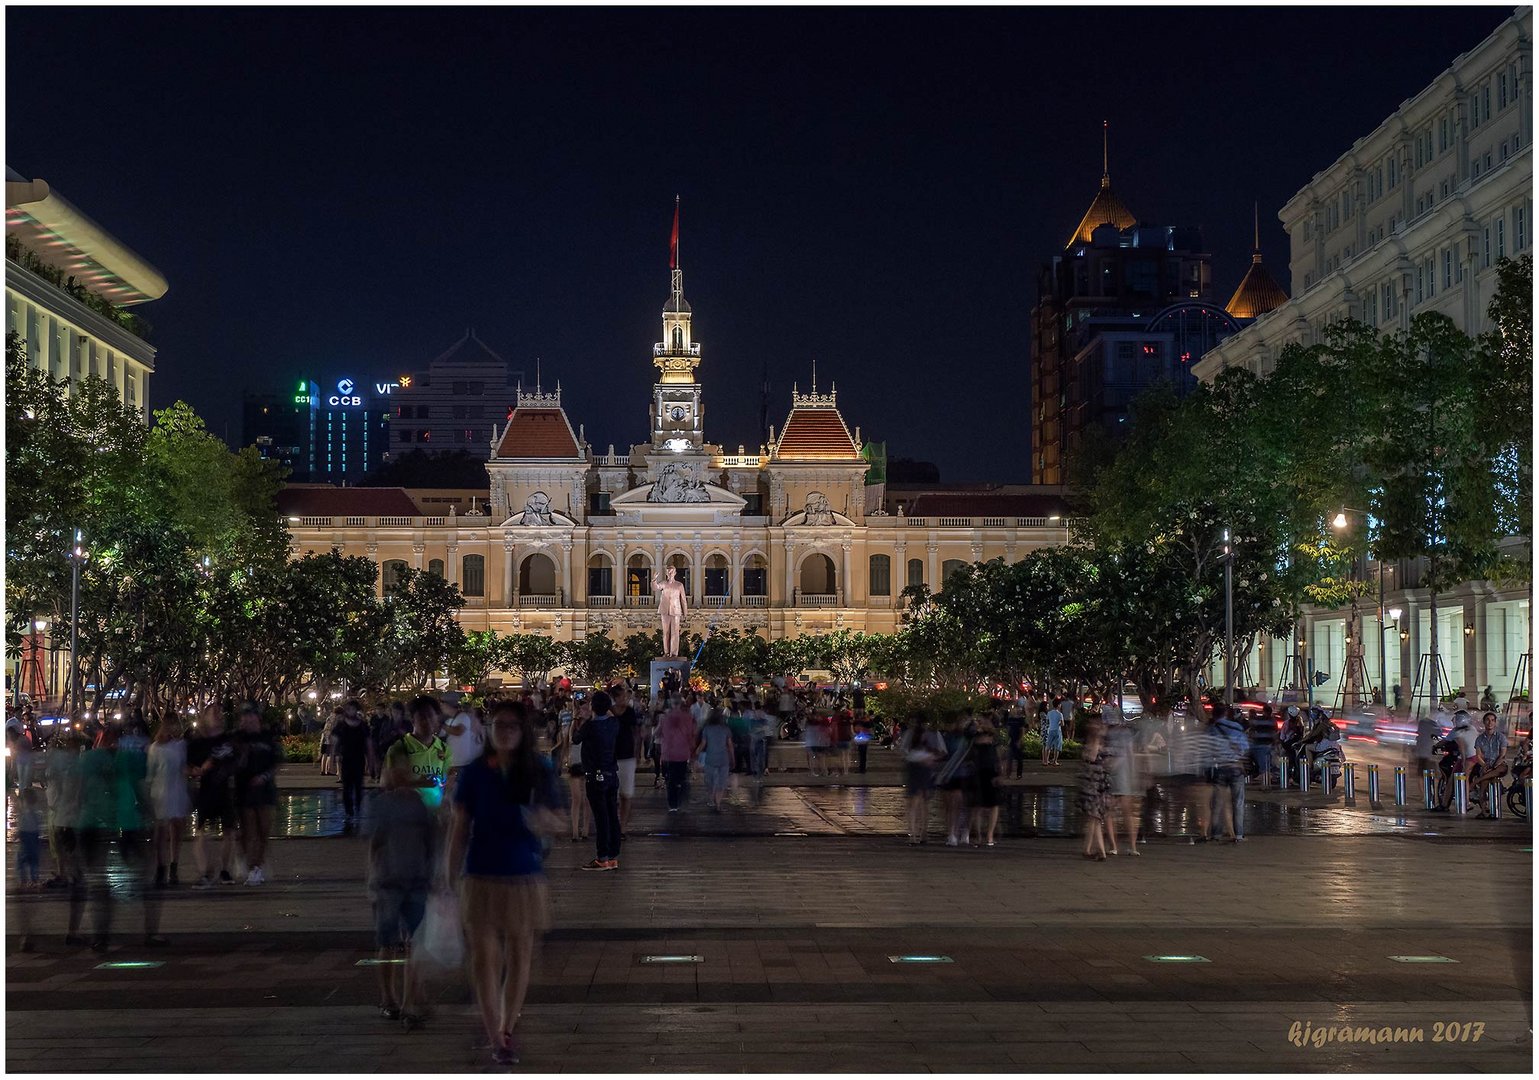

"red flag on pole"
[669, 196, 680, 269]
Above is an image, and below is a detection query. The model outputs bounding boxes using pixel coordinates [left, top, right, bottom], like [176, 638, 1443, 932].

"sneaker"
[380, 1005, 401, 1021]
[491, 1043, 520, 1066]
[579, 859, 608, 871]
[193, 875, 216, 890]
[602, 859, 619, 871]
[144, 934, 170, 947]
[218, 870, 234, 884]
[245, 867, 264, 887]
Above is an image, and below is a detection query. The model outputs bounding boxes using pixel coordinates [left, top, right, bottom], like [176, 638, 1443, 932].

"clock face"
[669, 405, 688, 422]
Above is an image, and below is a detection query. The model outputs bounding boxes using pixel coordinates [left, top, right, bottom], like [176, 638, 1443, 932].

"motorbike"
[1430, 731, 1468, 810]
[1504, 743, 1531, 820]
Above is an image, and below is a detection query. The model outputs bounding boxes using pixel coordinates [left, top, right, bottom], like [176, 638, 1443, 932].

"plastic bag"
[414, 891, 464, 969]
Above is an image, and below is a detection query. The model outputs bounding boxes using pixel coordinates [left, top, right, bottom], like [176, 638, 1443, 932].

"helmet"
[1286, 706, 1300, 718]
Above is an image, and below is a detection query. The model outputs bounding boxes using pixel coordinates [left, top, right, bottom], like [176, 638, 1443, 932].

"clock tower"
[650, 200, 704, 452]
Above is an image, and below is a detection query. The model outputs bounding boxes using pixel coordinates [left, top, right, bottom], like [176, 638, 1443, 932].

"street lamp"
[1222, 528, 1234, 707]
[1332, 507, 1381, 707]
[66, 529, 88, 722]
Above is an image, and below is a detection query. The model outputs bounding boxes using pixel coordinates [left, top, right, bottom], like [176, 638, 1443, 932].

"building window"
[461, 554, 485, 597]
[1515, 206, 1526, 251]
[381, 559, 409, 597]
[1483, 83, 1491, 120]
[1471, 90, 1481, 128]
[1439, 115, 1449, 153]
[1443, 249, 1453, 289]
[455, 429, 467, 443]
[428, 559, 445, 578]
[940, 560, 967, 589]
[742, 492, 763, 516]
[468, 381, 484, 395]
[1496, 217, 1505, 260]
[588, 562, 613, 598]
[906, 558, 924, 589]
[453, 404, 468, 419]
[1499, 71, 1510, 110]
[869, 554, 891, 597]
[452, 381, 468, 395]
[1483, 226, 1492, 268]
[741, 555, 767, 597]
[1387, 157, 1398, 188]
[588, 491, 612, 515]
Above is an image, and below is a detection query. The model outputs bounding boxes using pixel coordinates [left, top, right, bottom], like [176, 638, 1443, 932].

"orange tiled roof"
[777, 408, 860, 461]
[278, 486, 422, 517]
[1067, 181, 1136, 247]
[1225, 254, 1289, 319]
[494, 408, 582, 460]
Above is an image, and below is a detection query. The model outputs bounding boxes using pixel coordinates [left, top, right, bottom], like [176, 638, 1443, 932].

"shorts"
[618, 758, 637, 798]
[904, 762, 934, 797]
[373, 886, 428, 948]
[1045, 730, 1063, 751]
[459, 875, 551, 942]
[195, 798, 236, 830]
[704, 762, 730, 792]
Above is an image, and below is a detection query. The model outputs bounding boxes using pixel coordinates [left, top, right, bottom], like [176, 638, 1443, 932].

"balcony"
[797, 593, 840, 608]
[702, 595, 731, 608]
[625, 595, 656, 608]
[717, 454, 762, 468]
[587, 596, 616, 608]
[518, 595, 557, 609]
[741, 595, 768, 607]
[653, 342, 701, 357]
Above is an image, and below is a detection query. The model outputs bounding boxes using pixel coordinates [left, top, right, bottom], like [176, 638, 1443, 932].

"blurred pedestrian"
[147, 715, 192, 886]
[1208, 705, 1249, 842]
[1078, 723, 1110, 860]
[1250, 703, 1276, 789]
[696, 708, 733, 811]
[1006, 702, 1026, 779]
[939, 718, 974, 846]
[385, 697, 450, 811]
[1102, 717, 1139, 856]
[189, 705, 239, 888]
[658, 696, 695, 811]
[332, 702, 376, 822]
[610, 683, 641, 840]
[446, 700, 562, 1066]
[15, 785, 44, 888]
[44, 731, 85, 888]
[900, 714, 944, 844]
[233, 703, 280, 886]
[573, 690, 620, 870]
[319, 707, 339, 777]
[968, 720, 1001, 847]
[1043, 699, 1064, 767]
[68, 723, 164, 948]
[368, 756, 436, 1028]
[560, 699, 589, 842]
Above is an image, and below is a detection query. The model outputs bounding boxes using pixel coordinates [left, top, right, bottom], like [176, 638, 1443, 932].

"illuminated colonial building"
[5, 168, 167, 420]
[285, 256, 1071, 647]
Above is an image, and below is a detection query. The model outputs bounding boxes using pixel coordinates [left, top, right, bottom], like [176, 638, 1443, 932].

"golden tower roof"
[1066, 121, 1137, 246]
[1225, 204, 1289, 319]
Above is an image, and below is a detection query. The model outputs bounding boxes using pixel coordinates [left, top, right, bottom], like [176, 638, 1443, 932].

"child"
[1078, 725, 1110, 861]
[16, 785, 44, 889]
[367, 761, 436, 1028]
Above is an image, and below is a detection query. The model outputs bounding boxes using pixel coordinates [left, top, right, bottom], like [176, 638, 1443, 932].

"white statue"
[804, 492, 835, 526]
[517, 491, 553, 526]
[654, 565, 688, 657]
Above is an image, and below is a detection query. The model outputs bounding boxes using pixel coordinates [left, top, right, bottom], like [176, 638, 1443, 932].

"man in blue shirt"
[573, 690, 621, 870]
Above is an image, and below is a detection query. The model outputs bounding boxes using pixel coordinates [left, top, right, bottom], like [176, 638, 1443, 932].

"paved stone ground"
[5, 762, 1532, 1072]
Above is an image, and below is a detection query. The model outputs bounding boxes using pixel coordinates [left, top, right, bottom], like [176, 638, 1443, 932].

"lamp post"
[1332, 507, 1376, 706]
[66, 529, 88, 721]
[1386, 606, 1403, 711]
[1223, 528, 1234, 708]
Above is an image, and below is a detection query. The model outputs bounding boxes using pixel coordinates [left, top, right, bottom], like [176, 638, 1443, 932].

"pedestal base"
[649, 657, 692, 702]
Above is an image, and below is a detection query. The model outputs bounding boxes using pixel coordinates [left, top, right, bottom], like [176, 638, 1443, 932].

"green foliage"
[280, 734, 321, 763]
[502, 633, 561, 688]
[559, 631, 624, 687]
[621, 631, 664, 678]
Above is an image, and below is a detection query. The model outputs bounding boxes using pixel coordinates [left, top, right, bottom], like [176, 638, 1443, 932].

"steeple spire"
[1102, 120, 1110, 188]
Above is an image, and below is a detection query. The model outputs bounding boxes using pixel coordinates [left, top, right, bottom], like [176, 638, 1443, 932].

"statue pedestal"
[649, 657, 692, 701]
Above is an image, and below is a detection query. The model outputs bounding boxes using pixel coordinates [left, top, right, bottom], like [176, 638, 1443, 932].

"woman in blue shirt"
[447, 700, 564, 1066]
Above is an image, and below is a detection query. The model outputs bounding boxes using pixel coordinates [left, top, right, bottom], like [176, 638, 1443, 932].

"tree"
[379, 567, 466, 691]
[450, 629, 505, 688]
[560, 631, 624, 688]
[622, 631, 664, 679]
[502, 633, 561, 689]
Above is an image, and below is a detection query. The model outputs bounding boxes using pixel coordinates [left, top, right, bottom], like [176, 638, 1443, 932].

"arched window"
[461, 554, 485, 597]
[672, 326, 684, 351]
[587, 554, 614, 597]
[381, 559, 409, 597]
[941, 560, 967, 589]
[869, 554, 891, 597]
[518, 553, 557, 597]
[799, 553, 837, 596]
[703, 553, 730, 597]
[741, 554, 768, 597]
[626, 553, 651, 598]
[427, 558, 445, 578]
[906, 558, 924, 589]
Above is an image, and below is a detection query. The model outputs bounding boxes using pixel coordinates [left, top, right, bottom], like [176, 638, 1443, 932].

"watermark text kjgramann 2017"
[1288, 1020, 1485, 1048]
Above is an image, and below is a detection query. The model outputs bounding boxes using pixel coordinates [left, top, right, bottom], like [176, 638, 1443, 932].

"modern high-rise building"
[1194, 7, 1531, 381]
[1029, 128, 1255, 484]
[5, 168, 167, 421]
[242, 375, 392, 483]
[390, 330, 524, 461]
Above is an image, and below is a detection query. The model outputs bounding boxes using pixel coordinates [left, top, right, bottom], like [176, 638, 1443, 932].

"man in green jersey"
[385, 696, 450, 810]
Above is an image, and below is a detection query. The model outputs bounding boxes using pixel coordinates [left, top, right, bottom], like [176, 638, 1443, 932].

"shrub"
[280, 734, 320, 763]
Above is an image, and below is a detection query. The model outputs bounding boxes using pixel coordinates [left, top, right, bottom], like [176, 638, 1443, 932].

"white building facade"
[5, 170, 167, 419]
[286, 261, 1071, 650]
[1192, 9, 1533, 709]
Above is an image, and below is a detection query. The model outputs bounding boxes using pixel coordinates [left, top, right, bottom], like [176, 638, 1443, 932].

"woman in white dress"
[147, 715, 194, 887]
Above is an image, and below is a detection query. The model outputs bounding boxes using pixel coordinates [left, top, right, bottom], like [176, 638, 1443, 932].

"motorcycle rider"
[1303, 707, 1344, 783]
[1470, 711, 1510, 817]
[1432, 709, 1479, 812]
[1279, 706, 1307, 785]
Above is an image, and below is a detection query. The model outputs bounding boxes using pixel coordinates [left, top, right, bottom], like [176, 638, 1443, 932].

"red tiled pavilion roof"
[776, 407, 860, 461]
[494, 408, 582, 460]
[277, 486, 422, 517]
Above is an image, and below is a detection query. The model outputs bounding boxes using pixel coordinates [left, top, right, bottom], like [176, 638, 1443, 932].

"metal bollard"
[1453, 773, 1468, 815]
[1278, 756, 1289, 790]
[1300, 759, 1312, 793]
[1423, 770, 1436, 810]
[1489, 780, 1501, 821]
[1343, 762, 1356, 801]
[1393, 765, 1406, 807]
[1367, 763, 1380, 805]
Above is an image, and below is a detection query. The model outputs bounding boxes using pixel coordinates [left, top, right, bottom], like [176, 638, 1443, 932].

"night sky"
[6, 5, 1508, 482]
